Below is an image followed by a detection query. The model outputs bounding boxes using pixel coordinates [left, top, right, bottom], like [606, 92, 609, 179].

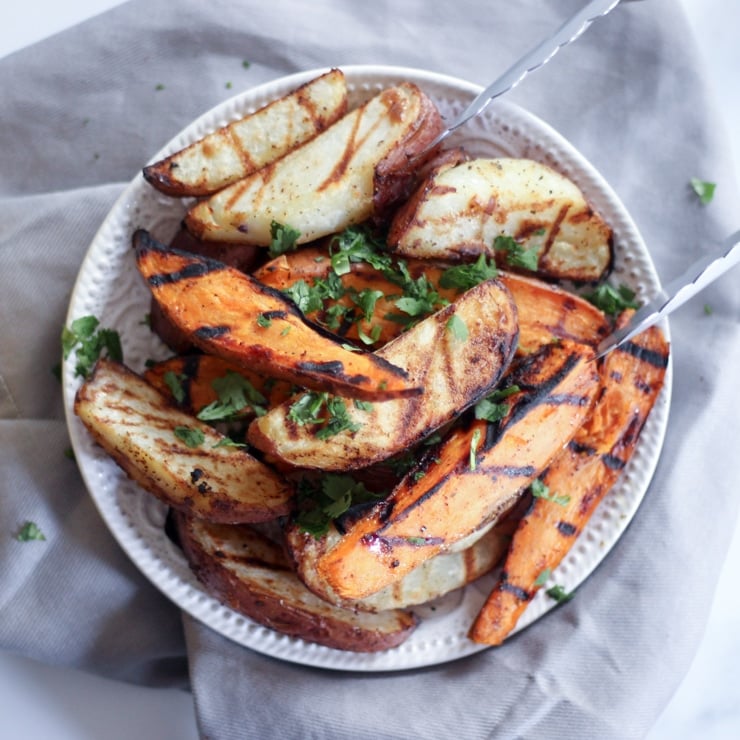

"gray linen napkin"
[1, 0, 738, 737]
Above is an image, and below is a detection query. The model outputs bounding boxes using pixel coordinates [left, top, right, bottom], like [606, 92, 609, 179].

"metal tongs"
[595, 231, 740, 358]
[423, 0, 639, 153]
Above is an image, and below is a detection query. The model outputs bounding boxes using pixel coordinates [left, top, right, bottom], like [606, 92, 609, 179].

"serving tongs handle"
[424, 0, 632, 152]
[595, 230, 740, 358]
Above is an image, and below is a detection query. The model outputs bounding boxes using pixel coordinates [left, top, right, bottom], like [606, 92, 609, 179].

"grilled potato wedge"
[134, 229, 420, 401]
[314, 340, 601, 600]
[248, 278, 519, 470]
[469, 316, 669, 645]
[286, 519, 509, 613]
[184, 82, 443, 245]
[73, 358, 293, 523]
[387, 157, 613, 282]
[175, 513, 418, 652]
[143, 69, 348, 197]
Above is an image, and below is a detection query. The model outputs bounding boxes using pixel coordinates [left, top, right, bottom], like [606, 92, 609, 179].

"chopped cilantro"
[163, 371, 187, 404]
[283, 279, 324, 314]
[287, 392, 362, 439]
[531, 479, 571, 507]
[197, 371, 267, 421]
[357, 323, 382, 345]
[469, 427, 482, 470]
[294, 475, 385, 537]
[350, 288, 385, 322]
[256, 313, 273, 328]
[329, 225, 393, 276]
[62, 315, 123, 378]
[493, 234, 540, 271]
[546, 584, 575, 604]
[405, 536, 427, 546]
[534, 568, 551, 587]
[474, 385, 520, 423]
[242, 60, 251, 69]
[268, 220, 301, 258]
[288, 392, 329, 426]
[583, 283, 640, 316]
[690, 177, 716, 205]
[316, 397, 362, 439]
[446, 314, 468, 341]
[174, 426, 205, 448]
[439, 253, 498, 291]
[394, 272, 448, 319]
[212, 437, 247, 448]
[474, 398, 510, 423]
[16, 521, 46, 542]
[704, 303, 713, 316]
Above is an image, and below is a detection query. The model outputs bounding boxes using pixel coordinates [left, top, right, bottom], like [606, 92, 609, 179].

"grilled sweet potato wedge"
[387, 157, 613, 282]
[144, 354, 293, 420]
[175, 513, 418, 652]
[247, 278, 519, 470]
[143, 69, 348, 197]
[312, 341, 601, 600]
[133, 229, 420, 401]
[184, 82, 443, 245]
[500, 272, 610, 353]
[255, 244, 609, 355]
[286, 519, 509, 613]
[469, 316, 669, 645]
[73, 358, 293, 523]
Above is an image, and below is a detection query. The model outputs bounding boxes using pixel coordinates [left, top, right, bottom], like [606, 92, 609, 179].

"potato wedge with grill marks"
[175, 513, 418, 652]
[387, 157, 613, 282]
[184, 82, 443, 245]
[73, 358, 293, 523]
[469, 316, 669, 645]
[143, 69, 348, 197]
[313, 340, 601, 600]
[247, 278, 519, 471]
[133, 229, 420, 402]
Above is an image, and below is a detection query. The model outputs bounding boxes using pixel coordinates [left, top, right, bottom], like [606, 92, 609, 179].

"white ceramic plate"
[62, 65, 671, 672]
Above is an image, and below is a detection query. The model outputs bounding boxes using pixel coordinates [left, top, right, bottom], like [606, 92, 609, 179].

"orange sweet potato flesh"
[314, 340, 601, 600]
[254, 246, 609, 352]
[144, 354, 293, 419]
[469, 315, 669, 645]
[133, 229, 420, 401]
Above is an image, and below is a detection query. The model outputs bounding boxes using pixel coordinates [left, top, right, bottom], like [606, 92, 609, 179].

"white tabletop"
[2, 2, 739, 738]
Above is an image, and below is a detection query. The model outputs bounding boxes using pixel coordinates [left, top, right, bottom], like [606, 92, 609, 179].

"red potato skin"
[175, 514, 419, 652]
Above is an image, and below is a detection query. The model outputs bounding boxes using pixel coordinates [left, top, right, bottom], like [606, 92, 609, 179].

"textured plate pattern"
[62, 65, 671, 671]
